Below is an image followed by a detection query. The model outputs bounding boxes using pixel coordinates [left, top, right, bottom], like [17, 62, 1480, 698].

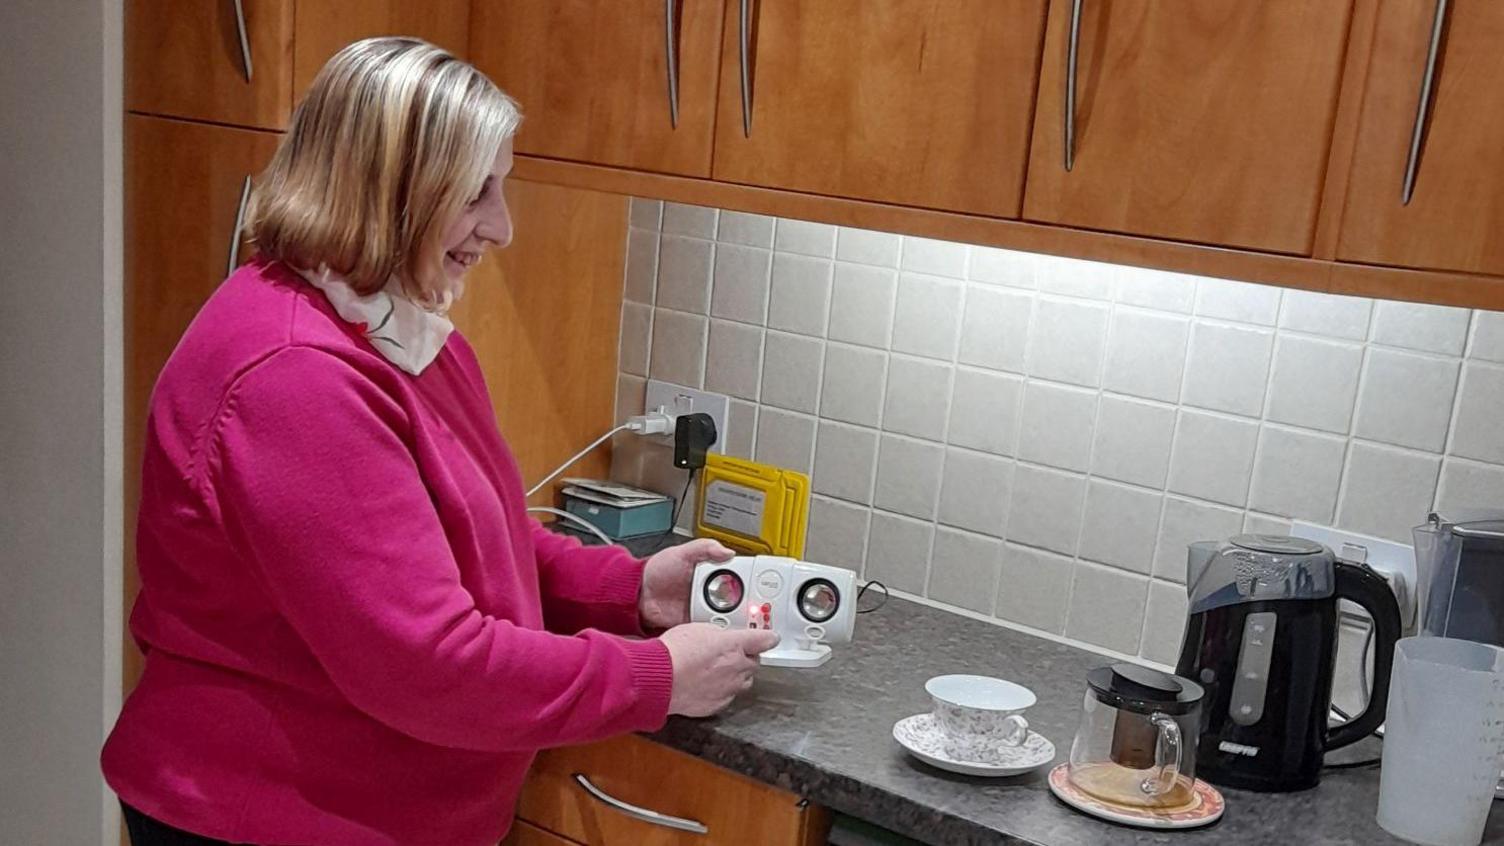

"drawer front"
[504, 820, 582, 846]
[518, 735, 824, 845]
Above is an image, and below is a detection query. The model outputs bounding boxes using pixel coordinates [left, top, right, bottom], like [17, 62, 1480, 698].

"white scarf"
[296, 266, 453, 376]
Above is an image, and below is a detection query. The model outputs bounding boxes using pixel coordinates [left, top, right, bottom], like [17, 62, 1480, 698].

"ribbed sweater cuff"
[622, 637, 675, 730]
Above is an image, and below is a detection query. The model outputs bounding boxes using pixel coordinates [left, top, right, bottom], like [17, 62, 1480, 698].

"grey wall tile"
[937, 449, 1013, 537]
[836, 227, 901, 267]
[620, 302, 652, 377]
[1102, 309, 1189, 403]
[827, 263, 897, 349]
[1337, 442, 1441, 543]
[806, 496, 870, 573]
[1248, 424, 1346, 523]
[1026, 297, 1109, 387]
[1181, 321, 1274, 416]
[1372, 300, 1470, 356]
[892, 273, 964, 360]
[662, 202, 718, 238]
[1435, 458, 1504, 515]
[709, 244, 771, 324]
[1278, 290, 1372, 341]
[624, 227, 659, 305]
[1472, 311, 1504, 363]
[820, 343, 887, 427]
[874, 435, 945, 520]
[1036, 255, 1115, 300]
[1007, 464, 1086, 555]
[1266, 335, 1364, 434]
[812, 421, 879, 504]
[656, 235, 714, 313]
[1017, 380, 1098, 473]
[928, 528, 1003, 614]
[1116, 266, 1195, 314]
[1451, 362, 1504, 464]
[1066, 563, 1149, 654]
[1167, 410, 1259, 507]
[629, 198, 662, 230]
[760, 331, 824, 414]
[754, 408, 816, 474]
[717, 210, 775, 248]
[1141, 580, 1190, 666]
[958, 286, 1031, 373]
[725, 400, 757, 459]
[775, 218, 837, 257]
[648, 308, 707, 387]
[882, 355, 953, 441]
[616, 373, 646, 425]
[1353, 348, 1459, 453]
[996, 543, 1074, 634]
[948, 368, 1022, 456]
[1078, 480, 1162, 575]
[1154, 496, 1243, 582]
[1091, 395, 1176, 489]
[865, 511, 934, 593]
[969, 247, 1036, 289]
[704, 319, 764, 400]
[1195, 277, 1281, 325]
[768, 253, 833, 336]
[901, 236, 968, 278]
[1244, 512, 1294, 537]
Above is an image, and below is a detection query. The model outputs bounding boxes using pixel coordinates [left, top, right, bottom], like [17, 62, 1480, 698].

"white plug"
[627, 409, 674, 436]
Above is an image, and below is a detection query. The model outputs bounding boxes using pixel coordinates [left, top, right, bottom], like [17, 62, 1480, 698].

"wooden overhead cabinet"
[127, 0, 295, 130]
[710, 0, 1049, 217]
[470, 1, 725, 177]
[1337, 0, 1504, 277]
[1024, 0, 1354, 254]
[294, 0, 472, 93]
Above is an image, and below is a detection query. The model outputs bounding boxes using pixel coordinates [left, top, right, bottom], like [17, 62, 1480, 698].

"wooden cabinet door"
[293, 0, 471, 98]
[471, 1, 724, 177]
[503, 821, 581, 846]
[1337, 1, 1504, 275]
[1023, 1, 1353, 254]
[517, 735, 828, 845]
[711, 0, 1048, 217]
[126, 0, 295, 129]
[123, 115, 281, 692]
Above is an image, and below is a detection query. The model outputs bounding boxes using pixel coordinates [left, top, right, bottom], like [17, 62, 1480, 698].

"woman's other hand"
[660, 623, 780, 717]
[638, 539, 735, 631]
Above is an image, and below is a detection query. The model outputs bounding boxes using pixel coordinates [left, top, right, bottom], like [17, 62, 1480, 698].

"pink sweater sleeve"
[209, 347, 673, 752]
[529, 522, 649, 637]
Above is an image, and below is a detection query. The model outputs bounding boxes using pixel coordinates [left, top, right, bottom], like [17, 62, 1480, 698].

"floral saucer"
[892, 713, 1056, 777]
[1047, 763, 1225, 830]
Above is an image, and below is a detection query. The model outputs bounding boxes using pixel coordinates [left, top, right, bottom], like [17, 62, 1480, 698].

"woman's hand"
[660, 623, 781, 717]
[638, 539, 735, 631]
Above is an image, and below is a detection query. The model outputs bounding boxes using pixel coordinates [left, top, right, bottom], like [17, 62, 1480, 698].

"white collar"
[296, 265, 453, 376]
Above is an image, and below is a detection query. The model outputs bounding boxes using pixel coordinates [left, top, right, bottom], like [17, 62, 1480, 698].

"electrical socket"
[644, 380, 731, 455]
[1290, 521, 1418, 632]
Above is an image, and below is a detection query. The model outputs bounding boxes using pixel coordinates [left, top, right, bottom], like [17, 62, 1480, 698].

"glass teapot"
[1067, 663, 1206, 810]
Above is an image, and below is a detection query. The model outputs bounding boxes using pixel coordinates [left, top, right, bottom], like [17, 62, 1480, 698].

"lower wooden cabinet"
[512, 735, 830, 845]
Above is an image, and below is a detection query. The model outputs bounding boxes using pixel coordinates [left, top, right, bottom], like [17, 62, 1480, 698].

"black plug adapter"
[673, 412, 718, 470]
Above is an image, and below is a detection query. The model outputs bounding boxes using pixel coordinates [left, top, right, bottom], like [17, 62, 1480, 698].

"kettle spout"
[1186, 541, 1218, 593]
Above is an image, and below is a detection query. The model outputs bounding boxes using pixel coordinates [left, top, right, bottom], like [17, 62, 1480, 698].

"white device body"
[690, 555, 857, 668]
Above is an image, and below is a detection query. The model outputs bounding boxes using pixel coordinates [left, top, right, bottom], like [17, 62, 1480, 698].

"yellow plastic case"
[693, 453, 809, 558]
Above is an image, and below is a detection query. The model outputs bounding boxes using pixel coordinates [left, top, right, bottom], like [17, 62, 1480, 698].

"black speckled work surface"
[641, 596, 1504, 846]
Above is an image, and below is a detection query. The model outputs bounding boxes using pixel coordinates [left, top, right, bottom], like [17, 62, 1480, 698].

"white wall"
[0, 2, 123, 844]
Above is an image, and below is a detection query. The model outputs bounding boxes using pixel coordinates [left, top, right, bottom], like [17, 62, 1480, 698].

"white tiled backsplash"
[611, 199, 1504, 665]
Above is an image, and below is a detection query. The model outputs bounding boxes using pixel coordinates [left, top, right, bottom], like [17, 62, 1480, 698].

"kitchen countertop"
[560, 526, 1504, 844]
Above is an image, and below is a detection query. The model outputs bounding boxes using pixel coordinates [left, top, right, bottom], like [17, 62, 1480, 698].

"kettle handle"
[1326, 560, 1402, 751]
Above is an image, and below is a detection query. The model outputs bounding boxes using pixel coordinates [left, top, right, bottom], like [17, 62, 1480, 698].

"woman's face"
[442, 138, 514, 281]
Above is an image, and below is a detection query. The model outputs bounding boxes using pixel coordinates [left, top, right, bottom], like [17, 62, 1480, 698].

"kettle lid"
[1230, 533, 1324, 556]
[1087, 663, 1203, 716]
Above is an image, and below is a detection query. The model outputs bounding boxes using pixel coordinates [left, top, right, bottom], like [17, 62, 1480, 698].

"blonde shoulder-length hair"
[246, 37, 520, 309]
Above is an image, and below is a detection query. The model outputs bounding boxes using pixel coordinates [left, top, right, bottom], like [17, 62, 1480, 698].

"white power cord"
[524, 411, 674, 498]
[527, 506, 614, 546]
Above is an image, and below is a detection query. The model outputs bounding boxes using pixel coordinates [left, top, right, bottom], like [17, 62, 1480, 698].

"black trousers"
[122, 804, 241, 846]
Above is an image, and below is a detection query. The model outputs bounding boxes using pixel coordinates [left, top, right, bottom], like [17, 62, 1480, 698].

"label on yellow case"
[701, 480, 765, 536]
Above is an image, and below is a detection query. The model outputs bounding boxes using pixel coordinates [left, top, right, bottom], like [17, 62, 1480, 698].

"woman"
[102, 37, 778, 846]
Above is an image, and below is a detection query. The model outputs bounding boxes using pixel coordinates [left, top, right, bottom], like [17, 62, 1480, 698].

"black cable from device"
[856, 580, 889, 614]
[646, 468, 698, 549]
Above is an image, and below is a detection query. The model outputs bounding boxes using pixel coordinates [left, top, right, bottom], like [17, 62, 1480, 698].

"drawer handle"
[231, 0, 253, 83]
[1063, 0, 1083, 172]
[737, 0, 753, 137]
[571, 773, 710, 835]
[227, 175, 251, 277]
[664, 0, 680, 128]
[1402, 0, 1450, 205]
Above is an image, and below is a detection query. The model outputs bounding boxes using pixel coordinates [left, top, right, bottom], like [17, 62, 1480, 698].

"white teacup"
[925, 674, 1035, 760]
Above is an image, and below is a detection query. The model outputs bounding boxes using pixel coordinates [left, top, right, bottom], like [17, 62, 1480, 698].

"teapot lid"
[1087, 663, 1203, 716]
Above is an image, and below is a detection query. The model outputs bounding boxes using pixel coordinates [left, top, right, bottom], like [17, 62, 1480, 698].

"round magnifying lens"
[798, 579, 839, 623]
[703, 570, 744, 613]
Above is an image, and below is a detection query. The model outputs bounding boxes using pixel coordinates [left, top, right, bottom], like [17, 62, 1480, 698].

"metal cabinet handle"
[664, 0, 681, 128]
[232, 0, 253, 82]
[1402, 0, 1449, 205]
[738, 0, 752, 137]
[227, 175, 252, 277]
[571, 773, 709, 835]
[1064, 0, 1083, 171]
